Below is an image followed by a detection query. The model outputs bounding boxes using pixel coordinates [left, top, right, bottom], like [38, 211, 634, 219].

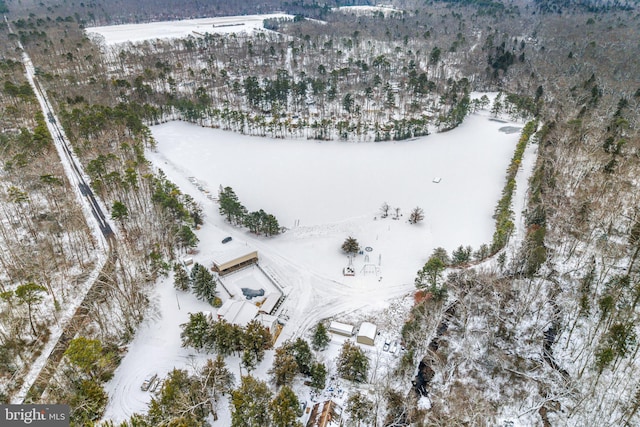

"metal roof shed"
[259, 292, 281, 315]
[356, 322, 377, 346]
[329, 321, 354, 337]
[256, 313, 278, 333]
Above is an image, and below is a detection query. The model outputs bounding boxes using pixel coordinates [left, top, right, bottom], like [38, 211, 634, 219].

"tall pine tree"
[219, 186, 246, 225]
[312, 323, 330, 351]
[190, 263, 217, 305]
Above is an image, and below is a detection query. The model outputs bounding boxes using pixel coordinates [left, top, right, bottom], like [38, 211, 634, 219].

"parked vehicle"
[222, 236, 232, 244]
[141, 374, 157, 391]
[383, 339, 391, 352]
[149, 377, 162, 393]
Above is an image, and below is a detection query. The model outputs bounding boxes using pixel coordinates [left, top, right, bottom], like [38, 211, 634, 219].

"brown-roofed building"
[212, 246, 258, 276]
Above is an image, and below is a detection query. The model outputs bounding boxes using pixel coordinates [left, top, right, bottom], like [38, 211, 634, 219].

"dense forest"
[1, 0, 640, 425]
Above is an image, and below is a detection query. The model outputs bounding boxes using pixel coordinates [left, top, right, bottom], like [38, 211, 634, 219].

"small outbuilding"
[259, 292, 281, 315]
[356, 322, 377, 346]
[329, 321, 354, 337]
[256, 313, 279, 334]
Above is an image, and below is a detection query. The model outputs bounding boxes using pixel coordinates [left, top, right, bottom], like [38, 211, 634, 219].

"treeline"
[3, 80, 34, 100]
[180, 313, 273, 369]
[0, 65, 98, 402]
[491, 120, 538, 253]
[62, 99, 204, 272]
[48, 337, 118, 424]
[95, 24, 486, 141]
[218, 186, 281, 236]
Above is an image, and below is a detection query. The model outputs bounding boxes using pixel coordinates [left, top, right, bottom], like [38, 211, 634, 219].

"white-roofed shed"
[259, 293, 281, 315]
[329, 321, 354, 337]
[356, 322, 377, 346]
[256, 313, 278, 333]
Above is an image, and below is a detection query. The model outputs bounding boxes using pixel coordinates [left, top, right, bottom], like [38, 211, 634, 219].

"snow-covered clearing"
[103, 105, 534, 423]
[334, 5, 403, 16]
[85, 13, 294, 46]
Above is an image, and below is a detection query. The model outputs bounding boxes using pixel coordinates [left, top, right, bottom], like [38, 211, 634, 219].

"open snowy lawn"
[149, 111, 521, 286]
[104, 109, 528, 423]
[85, 14, 294, 46]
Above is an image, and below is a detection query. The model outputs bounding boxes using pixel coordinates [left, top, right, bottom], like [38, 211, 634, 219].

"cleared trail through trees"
[6, 16, 116, 403]
[23, 238, 117, 402]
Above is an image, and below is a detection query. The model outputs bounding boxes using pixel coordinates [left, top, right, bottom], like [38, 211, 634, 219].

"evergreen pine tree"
[409, 206, 424, 224]
[244, 210, 263, 234]
[191, 263, 217, 305]
[180, 312, 212, 351]
[451, 245, 472, 265]
[415, 256, 445, 289]
[219, 186, 247, 225]
[263, 213, 280, 236]
[269, 345, 298, 387]
[231, 376, 273, 427]
[312, 323, 330, 351]
[242, 349, 257, 372]
[270, 385, 303, 427]
[292, 338, 313, 376]
[341, 236, 360, 255]
[337, 341, 369, 383]
[309, 362, 327, 391]
[431, 247, 451, 265]
[210, 320, 237, 356]
[244, 320, 273, 362]
[173, 263, 190, 291]
[176, 224, 199, 250]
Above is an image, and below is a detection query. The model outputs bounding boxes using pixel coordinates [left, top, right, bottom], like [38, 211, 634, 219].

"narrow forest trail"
[6, 16, 116, 403]
[23, 238, 117, 402]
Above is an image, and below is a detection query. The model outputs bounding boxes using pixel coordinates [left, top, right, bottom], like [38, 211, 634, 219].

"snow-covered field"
[85, 13, 294, 45]
[334, 5, 403, 16]
[149, 111, 520, 284]
[103, 105, 532, 423]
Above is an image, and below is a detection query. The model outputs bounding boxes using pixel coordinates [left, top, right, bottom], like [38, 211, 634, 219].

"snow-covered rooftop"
[329, 321, 354, 336]
[259, 292, 282, 315]
[256, 313, 278, 332]
[217, 300, 259, 327]
[357, 321, 377, 340]
[211, 245, 257, 269]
